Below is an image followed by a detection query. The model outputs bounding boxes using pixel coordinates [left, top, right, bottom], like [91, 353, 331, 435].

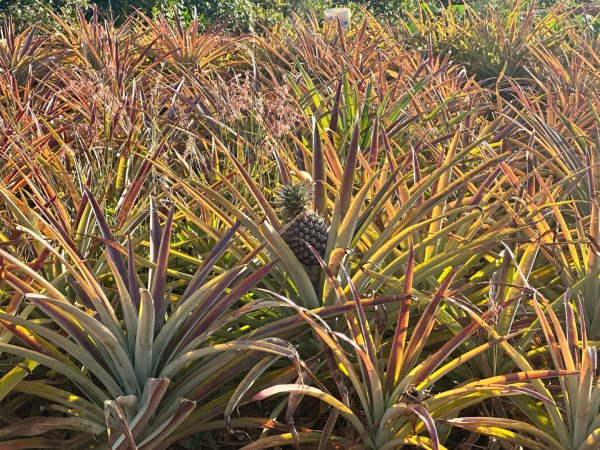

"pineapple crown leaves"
[275, 183, 313, 221]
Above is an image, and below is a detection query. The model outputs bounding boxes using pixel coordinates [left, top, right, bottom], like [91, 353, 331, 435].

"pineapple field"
[0, 2, 599, 449]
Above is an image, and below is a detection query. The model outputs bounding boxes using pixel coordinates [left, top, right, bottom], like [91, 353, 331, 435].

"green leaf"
[135, 290, 156, 387]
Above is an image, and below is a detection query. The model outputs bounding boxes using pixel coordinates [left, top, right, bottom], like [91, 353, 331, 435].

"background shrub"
[2, 0, 594, 31]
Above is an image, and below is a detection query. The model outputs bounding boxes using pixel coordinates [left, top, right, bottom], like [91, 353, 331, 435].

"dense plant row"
[0, 3, 599, 449]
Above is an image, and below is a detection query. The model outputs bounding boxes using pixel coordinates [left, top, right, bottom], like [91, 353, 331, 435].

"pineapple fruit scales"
[277, 184, 328, 266]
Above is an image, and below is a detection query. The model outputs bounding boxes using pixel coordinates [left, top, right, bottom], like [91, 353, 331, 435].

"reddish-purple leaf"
[338, 116, 361, 217]
[312, 117, 327, 216]
[386, 243, 414, 391]
[150, 205, 175, 330]
[179, 221, 242, 305]
[84, 187, 128, 292]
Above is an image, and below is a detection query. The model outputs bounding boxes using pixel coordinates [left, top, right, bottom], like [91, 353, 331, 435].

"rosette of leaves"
[0, 19, 59, 87]
[0, 188, 304, 448]
[458, 289, 600, 450]
[230, 245, 577, 449]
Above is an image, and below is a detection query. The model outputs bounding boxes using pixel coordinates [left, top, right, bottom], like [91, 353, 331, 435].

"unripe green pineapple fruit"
[277, 184, 328, 266]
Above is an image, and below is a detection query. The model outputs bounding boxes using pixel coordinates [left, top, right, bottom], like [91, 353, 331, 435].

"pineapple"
[277, 184, 328, 266]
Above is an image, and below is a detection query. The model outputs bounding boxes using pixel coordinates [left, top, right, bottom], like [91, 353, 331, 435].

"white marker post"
[323, 7, 351, 32]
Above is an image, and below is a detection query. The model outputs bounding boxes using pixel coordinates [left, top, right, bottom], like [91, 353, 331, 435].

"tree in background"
[1, 0, 334, 30]
[0, 0, 89, 29]
[0, 0, 400, 30]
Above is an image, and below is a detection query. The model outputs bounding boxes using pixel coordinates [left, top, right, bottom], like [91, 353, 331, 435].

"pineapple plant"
[276, 183, 329, 266]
